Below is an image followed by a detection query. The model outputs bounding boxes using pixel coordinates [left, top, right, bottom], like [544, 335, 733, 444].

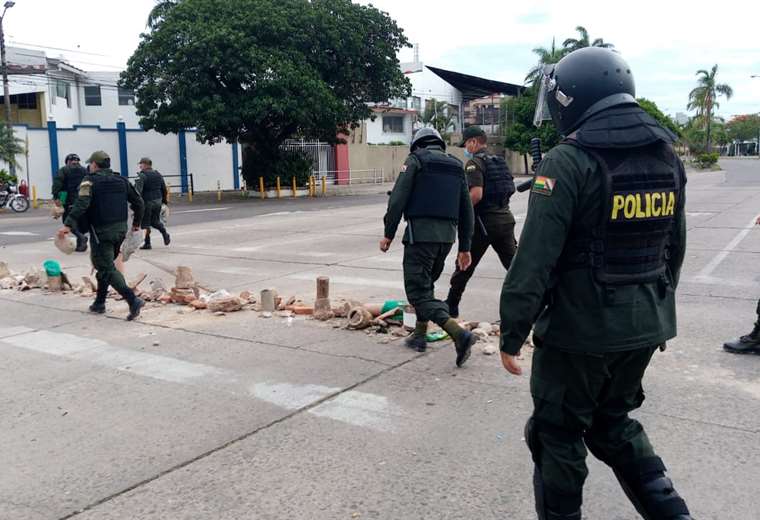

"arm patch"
[78, 180, 93, 197]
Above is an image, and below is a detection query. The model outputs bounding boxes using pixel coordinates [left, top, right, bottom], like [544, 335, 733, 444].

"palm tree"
[0, 124, 25, 172]
[525, 38, 566, 87]
[562, 26, 614, 52]
[687, 65, 733, 152]
[147, 0, 181, 28]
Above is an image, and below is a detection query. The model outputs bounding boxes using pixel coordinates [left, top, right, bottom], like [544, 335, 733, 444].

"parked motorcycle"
[0, 183, 30, 213]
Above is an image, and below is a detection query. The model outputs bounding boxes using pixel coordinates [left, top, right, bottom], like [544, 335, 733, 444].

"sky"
[5, 0, 759, 118]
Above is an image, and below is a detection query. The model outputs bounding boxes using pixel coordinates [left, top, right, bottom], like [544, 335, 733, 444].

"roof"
[426, 66, 525, 102]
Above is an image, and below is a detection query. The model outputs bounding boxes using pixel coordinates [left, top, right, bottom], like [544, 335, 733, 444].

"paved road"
[1, 159, 759, 519]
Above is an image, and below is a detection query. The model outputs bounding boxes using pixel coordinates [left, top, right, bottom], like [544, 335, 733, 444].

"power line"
[7, 40, 111, 57]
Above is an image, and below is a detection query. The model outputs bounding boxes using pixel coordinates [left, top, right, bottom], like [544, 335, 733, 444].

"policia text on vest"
[610, 190, 677, 221]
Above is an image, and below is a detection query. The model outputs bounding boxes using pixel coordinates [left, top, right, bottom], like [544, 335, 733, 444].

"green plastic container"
[59, 192, 68, 205]
[381, 299, 406, 321]
[426, 331, 449, 342]
[43, 259, 62, 277]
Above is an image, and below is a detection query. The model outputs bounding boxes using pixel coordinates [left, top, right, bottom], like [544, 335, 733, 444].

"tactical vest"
[559, 141, 683, 285]
[87, 173, 129, 226]
[476, 153, 515, 212]
[63, 166, 87, 205]
[404, 148, 464, 221]
[141, 169, 164, 202]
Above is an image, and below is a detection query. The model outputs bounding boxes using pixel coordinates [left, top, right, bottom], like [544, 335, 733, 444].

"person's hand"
[500, 351, 523, 376]
[54, 200, 62, 208]
[57, 226, 71, 239]
[132, 225, 141, 232]
[379, 237, 392, 252]
[457, 251, 472, 271]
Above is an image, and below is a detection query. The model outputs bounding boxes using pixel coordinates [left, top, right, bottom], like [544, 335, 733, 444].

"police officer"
[445, 126, 517, 318]
[499, 48, 692, 519]
[724, 216, 760, 353]
[381, 127, 478, 366]
[134, 157, 170, 250]
[57, 151, 146, 321]
[52, 153, 89, 252]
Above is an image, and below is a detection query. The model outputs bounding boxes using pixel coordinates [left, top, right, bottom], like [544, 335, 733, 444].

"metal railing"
[313, 169, 385, 185]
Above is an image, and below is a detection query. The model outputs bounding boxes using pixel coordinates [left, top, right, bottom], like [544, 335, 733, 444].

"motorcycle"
[0, 183, 30, 213]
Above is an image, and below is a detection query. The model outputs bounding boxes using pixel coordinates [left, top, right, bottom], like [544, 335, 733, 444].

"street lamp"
[0, 0, 16, 176]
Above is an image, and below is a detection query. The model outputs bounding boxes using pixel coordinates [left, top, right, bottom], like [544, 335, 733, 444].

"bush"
[694, 152, 719, 169]
[241, 146, 313, 189]
[0, 169, 18, 185]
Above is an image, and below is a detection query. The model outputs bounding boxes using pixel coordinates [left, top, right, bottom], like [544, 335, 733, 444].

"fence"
[281, 139, 336, 174]
[314, 169, 385, 185]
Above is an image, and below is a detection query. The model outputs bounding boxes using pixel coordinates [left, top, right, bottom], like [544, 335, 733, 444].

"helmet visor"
[532, 65, 555, 128]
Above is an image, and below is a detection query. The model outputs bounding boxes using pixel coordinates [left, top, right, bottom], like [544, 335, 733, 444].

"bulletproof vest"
[560, 141, 683, 285]
[63, 166, 87, 204]
[404, 148, 464, 221]
[141, 169, 164, 202]
[87, 173, 129, 226]
[476, 153, 515, 212]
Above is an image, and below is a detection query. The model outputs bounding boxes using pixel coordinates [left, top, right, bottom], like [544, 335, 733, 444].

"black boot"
[533, 464, 582, 520]
[140, 235, 152, 250]
[121, 290, 145, 321]
[613, 456, 692, 520]
[404, 335, 427, 352]
[89, 281, 108, 314]
[723, 321, 760, 353]
[161, 230, 171, 246]
[74, 231, 88, 252]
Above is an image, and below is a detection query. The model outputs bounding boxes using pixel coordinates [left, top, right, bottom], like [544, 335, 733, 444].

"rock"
[214, 311, 226, 317]
[478, 322, 491, 331]
[0, 261, 10, 279]
[260, 289, 277, 312]
[391, 328, 410, 338]
[481, 343, 498, 355]
[261, 311, 273, 318]
[471, 327, 491, 340]
[170, 287, 196, 304]
[0, 277, 15, 290]
[189, 300, 208, 310]
[207, 296, 243, 313]
[23, 268, 46, 289]
[158, 294, 173, 304]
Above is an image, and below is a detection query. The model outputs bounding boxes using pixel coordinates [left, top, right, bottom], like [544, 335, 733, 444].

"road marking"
[695, 213, 760, 280]
[311, 391, 401, 432]
[686, 212, 716, 217]
[0, 231, 38, 236]
[0, 326, 34, 338]
[251, 382, 340, 409]
[171, 207, 230, 214]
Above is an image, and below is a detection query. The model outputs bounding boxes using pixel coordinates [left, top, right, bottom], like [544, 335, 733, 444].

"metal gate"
[280, 140, 335, 176]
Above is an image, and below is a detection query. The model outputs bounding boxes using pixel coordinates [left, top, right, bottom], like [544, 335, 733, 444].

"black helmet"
[411, 127, 445, 152]
[65, 153, 81, 164]
[533, 47, 637, 135]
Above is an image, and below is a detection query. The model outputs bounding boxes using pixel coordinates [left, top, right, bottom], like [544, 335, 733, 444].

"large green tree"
[122, 0, 411, 184]
[687, 65, 733, 152]
[726, 114, 760, 142]
[419, 99, 456, 138]
[503, 92, 560, 171]
[562, 26, 614, 52]
[636, 98, 681, 136]
[0, 124, 25, 173]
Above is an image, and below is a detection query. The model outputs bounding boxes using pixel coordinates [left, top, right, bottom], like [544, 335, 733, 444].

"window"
[118, 87, 135, 106]
[382, 115, 404, 133]
[56, 80, 71, 108]
[84, 86, 102, 106]
[412, 96, 421, 111]
[15, 93, 37, 109]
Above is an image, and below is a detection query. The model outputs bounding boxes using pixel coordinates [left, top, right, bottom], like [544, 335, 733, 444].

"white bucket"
[402, 305, 416, 329]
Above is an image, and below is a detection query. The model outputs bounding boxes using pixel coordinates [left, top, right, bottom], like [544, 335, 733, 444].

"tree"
[503, 92, 560, 171]
[636, 98, 681, 136]
[146, 0, 180, 28]
[562, 26, 614, 52]
[726, 114, 760, 142]
[687, 65, 733, 152]
[0, 124, 25, 172]
[419, 98, 456, 139]
[122, 0, 411, 185]
[525, 38, 566, 87]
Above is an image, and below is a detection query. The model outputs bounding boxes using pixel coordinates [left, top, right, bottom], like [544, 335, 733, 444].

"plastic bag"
[54, 234, 76, 255]
[160, 204, 169, 226]
[121, 228, 143, 262]
[51, 205, 64, 219]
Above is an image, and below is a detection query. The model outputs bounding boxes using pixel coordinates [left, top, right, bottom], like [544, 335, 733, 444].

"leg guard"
[613, 456, 692, 519]
[526, 418, 583, 520]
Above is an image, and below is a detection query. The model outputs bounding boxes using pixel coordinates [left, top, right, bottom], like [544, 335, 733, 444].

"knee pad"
[614, 456, 691, 520]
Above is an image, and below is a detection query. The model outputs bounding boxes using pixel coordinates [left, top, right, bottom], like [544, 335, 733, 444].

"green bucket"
[381, 299, 406, 321]
[43, 259, 62, 277]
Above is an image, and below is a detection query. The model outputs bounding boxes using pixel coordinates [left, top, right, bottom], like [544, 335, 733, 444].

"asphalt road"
[1, 159, 759, 520]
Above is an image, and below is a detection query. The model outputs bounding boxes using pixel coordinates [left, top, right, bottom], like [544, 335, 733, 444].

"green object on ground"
[381, 299, 406, 321]
[426, 330, 449, 342]
[43, 260, 62, 277]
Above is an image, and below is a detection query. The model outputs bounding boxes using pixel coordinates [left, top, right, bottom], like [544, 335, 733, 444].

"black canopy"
[426, 66, 525, 102]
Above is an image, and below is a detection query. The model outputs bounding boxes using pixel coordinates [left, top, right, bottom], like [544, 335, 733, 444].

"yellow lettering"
[645, 193, 652, 218]
[651, 193, 661, 217]
[624, 195, 636, 219]
[635, 193, 646, 218]
[666, 192, 676, 216]
[611, 195, 625, 220]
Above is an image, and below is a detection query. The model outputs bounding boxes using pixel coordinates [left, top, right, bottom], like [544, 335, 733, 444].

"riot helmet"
[411, 127, 446, 152]
[533, 47, 637, 135]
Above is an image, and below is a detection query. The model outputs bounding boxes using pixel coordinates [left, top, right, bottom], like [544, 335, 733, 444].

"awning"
[426, 66, 525, 102]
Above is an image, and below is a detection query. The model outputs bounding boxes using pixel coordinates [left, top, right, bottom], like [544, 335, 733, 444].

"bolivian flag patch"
[532, 176, 555, 196]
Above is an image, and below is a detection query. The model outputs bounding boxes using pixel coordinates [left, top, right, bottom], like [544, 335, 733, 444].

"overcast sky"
[6, 0, 759, 118]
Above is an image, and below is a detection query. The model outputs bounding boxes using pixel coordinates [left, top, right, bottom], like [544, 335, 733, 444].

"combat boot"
[454, 329, 477, 367]
[126, 296, 145, 321]
[74, 232, 88, 252]
[404, 335, 427, 353]
[723, 321, 760, 353]
[140, 235, 152, 250]
[89, 282, 108, 314]
[612, 456, 691, 520]
[161, 230, 171, 246]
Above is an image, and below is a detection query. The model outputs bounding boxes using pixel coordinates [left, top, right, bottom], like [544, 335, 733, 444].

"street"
[1, 159, 759, 519]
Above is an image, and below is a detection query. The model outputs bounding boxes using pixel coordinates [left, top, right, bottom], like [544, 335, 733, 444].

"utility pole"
[0, 1, 16, 177]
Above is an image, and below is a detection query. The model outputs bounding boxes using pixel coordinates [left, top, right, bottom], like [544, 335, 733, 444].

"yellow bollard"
[321, 176, 326, 196]
[259, 177, 265, 199]
[292, 176, 297, 198]
[167, 189, 172, 203]
[308, 176, 313, 197]
[187, 190, 193, 203]
[32, 185, 38, 209]
[217, 181, 222, 202]
[276, 176, 281, 199]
